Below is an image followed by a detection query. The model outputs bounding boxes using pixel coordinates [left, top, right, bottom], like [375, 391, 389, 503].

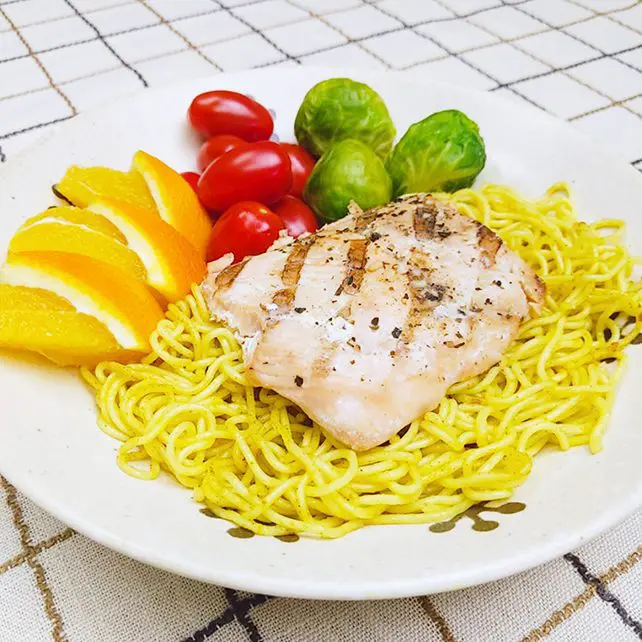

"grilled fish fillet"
[203, 194, 545, 450]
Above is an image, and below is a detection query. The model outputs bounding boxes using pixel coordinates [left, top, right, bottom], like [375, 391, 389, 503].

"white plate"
[0, 68, 641, 600]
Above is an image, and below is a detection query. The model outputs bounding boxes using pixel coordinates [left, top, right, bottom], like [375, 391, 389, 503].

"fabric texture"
[0, 0, 641, 640]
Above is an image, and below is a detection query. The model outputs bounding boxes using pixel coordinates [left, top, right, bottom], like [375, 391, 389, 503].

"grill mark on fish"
[413, 205, 437, 240]
[271, 237, 315, 314]
[314, 237, 371, 380]
[335, 238, 369, 297]
[215, 260, 247, 290]
[477, 224, 502, 267]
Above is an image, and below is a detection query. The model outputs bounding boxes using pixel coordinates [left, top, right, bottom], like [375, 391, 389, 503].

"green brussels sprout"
[386, 109, 486, 197]
[304, 139, 392, 223]
[294, 78, 396, 159]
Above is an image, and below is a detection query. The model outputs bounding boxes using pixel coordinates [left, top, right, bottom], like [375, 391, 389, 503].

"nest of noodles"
[83, 183, 642, 539]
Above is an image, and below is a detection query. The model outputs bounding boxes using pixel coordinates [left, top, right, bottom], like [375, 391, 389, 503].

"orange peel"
[131, 150, 211, 256]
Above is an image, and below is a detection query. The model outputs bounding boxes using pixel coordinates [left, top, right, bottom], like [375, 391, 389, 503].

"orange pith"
[88, 198, 206, 303]
[0, 251, 164, 352]
[131, 150, 212, 256]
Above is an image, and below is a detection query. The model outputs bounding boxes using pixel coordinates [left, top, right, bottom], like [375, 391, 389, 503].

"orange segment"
[88, 198, 206, 303]
[54, 165, 156, 211]
[132, 150, 212, 256]
[0, 251, 163, 351]
[0, 284, 74, 311]
[10, 211, 148, 282]
[0, 307, 137, 367]
[0, 284, 140, 366]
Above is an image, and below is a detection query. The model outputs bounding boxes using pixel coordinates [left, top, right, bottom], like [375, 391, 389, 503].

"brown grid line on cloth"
[0, 479, 70, 642]
[0, 4, 77, 116]
[0, 0, 135, 32]
[0, 1, 641, 641]
[136, 0, 223, 71]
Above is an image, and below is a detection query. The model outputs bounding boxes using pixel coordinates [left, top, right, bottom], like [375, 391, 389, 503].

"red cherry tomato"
[188, 91, 274, 142]
[180, 171, 200, 191]
[281, 143, 315, 198]
[206, 201, 284, 263]
[197, 135, 246, 173]
[273, 195, 318, 238]
[197, 141, 292, 213]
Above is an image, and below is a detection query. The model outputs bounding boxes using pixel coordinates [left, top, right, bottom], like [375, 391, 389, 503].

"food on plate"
[206, 201, 284, 263]
[9, 206, 147, 281]
[1, 251, 163, 354]
[204, 194, 544, 450]
[197, 141, 292, 213]
[3, 78, 640, 541]
[387, 110, 486, 198]
[131, 151, 211, 255]
[188, 90, 274, 141]
[197, 134, 247, 173]
[85, 183, 641, 537]
[272, 195, 318, 238]
[295, 78, 395, 159]
[280, 143, 316, 198]
[304, 139, 392, 222]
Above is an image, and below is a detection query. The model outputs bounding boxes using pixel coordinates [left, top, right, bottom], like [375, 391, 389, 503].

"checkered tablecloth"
[1, 0, 641, 640]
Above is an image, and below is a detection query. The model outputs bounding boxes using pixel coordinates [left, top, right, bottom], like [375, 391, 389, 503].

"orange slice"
[10, 209, 147, 281]
[132, 150, 211, 256]
[88, 198, 206, 303]
[0, 251, 163, 352]
[0, 284, 74, 311]
[54, 165, 156, 211]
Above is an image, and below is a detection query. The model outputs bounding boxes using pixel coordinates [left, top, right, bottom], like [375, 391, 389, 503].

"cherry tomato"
[206, 201, 284, 263]
[197, 135, 246, 173]
[273, 195, 318, 238]
[180, 171, 200, 191]
[197, 141, 292, 213]
[188, 91, 273, 142]
[281, 143, 315, 198]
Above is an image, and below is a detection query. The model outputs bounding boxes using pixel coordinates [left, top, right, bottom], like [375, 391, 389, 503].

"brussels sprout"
[294, 78, 396, 159]
[304, 139, 392, 223]
[386, 109, 486, 197]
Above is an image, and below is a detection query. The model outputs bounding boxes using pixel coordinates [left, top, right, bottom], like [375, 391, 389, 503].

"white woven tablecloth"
[1, 0, 641, 640]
